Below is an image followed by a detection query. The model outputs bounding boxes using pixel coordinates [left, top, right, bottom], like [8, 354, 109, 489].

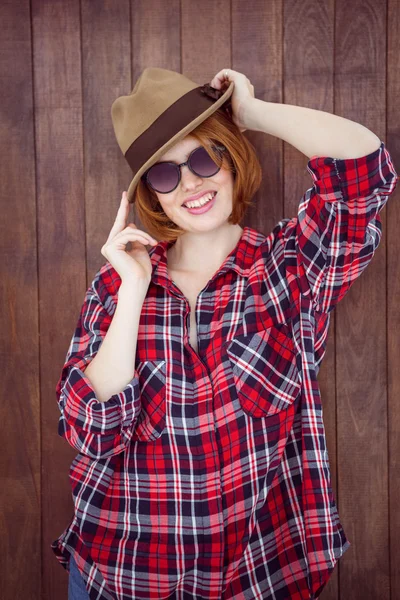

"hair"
[132, 107, 263, 242]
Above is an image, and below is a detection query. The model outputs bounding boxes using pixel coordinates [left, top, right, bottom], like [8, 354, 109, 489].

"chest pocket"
[225, 323, 301, 418]
[131, 359, 167, 442]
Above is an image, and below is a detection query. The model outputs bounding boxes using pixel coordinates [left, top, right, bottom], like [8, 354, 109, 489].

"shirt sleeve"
[295, 140, 398, 313]
[55, 273, 142, 460]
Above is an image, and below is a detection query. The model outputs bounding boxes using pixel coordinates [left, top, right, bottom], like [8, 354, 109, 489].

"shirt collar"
[149, 226, 263, 290]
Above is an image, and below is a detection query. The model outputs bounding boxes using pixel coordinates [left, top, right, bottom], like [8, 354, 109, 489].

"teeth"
[184, 192, 215, 208]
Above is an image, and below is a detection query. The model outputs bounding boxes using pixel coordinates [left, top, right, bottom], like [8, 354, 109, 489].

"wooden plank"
[34, 0, 85, 597]
[0, 1, 40, 598]
[182, 0, 230, 85]
[335, 0, 390, 597]
[232, 0, 283, 235]
[81, 0, 132, 281]
[387, 0, 400, 596]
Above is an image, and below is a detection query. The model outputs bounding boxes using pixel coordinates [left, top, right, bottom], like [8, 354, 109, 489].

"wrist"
[243, 97, 276, 133]
[118, 278, 150, 298]
[242, 97, 262, 132]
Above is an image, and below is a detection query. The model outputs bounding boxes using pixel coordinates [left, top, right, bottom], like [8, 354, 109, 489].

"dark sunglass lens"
[190, 146, 221, 177]
[147, 163, 179, 193]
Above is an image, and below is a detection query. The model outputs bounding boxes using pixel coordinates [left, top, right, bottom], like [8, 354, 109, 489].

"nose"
[180, 164, 203, 190]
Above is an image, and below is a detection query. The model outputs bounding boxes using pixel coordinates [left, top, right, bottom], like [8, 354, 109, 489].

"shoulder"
[248, 219, 296, 257]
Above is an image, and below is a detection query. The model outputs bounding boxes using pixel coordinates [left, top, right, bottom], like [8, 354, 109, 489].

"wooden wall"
[1, 0, 399, 598]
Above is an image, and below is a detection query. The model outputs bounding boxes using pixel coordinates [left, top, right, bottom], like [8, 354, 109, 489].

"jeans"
[68, 553, 90, 600]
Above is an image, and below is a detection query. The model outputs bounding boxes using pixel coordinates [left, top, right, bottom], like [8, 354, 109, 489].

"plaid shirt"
[52, 141, 397, 600]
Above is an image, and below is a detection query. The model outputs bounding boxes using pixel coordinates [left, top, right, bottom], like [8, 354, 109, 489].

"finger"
[107, 222, 156, 246]
[117, 192, 129, 219]
[105, 193, 130, 243]
[210, 75, 227, 89]
[113, 231, 157, 246]
[124, 225, 157, 243]
[108, 235, 153, 249]
[210, 69, 235, 89]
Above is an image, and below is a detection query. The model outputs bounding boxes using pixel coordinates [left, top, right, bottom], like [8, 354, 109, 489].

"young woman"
[52, 68, 398, 600]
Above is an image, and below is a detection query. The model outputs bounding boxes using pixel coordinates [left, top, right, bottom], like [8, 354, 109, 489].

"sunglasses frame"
[141, 144, 227, 194]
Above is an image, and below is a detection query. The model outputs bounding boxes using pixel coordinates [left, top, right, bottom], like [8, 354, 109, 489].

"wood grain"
[1, 1, 398, 598]
[33, 0, 85, 598]
[387, 0, 400, 597]
[0, 1, 40, 598]
[335, 0, 390, 598]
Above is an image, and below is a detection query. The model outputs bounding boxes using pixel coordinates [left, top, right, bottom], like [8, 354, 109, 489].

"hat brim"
[126, 80, 235, 204]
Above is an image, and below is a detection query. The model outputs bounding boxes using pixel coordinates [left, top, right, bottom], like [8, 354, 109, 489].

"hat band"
[124, 87, 217, 176]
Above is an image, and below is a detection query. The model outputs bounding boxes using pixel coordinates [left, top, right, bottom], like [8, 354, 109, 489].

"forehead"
[160, 135, 206, 162]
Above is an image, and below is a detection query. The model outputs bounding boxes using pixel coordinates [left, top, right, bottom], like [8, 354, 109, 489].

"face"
[149, 135, 235, 233]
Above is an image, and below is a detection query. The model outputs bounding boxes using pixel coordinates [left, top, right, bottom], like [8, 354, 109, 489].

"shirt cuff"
[60, 363, 141, 435]
[306, 141, 398, 203]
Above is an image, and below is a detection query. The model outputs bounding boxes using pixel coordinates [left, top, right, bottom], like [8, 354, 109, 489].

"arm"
[56, 267, 148, 459]
[84, 279, 148, 403]
[243, 98, 381, 159]
[244, 99, 398, 313]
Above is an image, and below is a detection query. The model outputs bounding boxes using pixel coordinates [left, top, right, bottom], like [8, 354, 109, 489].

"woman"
[52, 67, 398, 600]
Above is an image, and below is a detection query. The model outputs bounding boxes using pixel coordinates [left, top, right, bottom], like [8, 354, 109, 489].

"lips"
[182, 191, 217, 214]
[182, 190, 217, 206]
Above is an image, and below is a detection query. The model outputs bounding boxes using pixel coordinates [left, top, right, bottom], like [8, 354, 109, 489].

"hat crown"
[111, 68, 198, 154]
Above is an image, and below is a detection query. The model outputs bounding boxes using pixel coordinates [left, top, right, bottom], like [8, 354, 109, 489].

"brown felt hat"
[111, 67, 234, 204]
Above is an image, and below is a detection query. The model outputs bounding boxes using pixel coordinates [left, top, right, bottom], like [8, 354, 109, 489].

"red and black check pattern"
[51, 141, 397, 599]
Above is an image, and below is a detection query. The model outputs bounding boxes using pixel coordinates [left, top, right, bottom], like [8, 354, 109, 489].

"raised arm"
[244, 99, 398, 313]
[242, 97, 381, 159]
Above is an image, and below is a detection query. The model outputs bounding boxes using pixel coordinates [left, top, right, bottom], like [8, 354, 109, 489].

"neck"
[167, 224, 244, 274]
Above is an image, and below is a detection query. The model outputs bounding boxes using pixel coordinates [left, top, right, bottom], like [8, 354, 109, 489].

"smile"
[182, 191, 217, 214]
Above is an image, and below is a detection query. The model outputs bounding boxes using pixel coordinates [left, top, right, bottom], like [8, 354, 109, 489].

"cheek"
[156, 195, 175, 213]
[218, 168, 234, 187]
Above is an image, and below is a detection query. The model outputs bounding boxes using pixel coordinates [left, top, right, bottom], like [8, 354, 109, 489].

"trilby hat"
[111, 67, 234, 204]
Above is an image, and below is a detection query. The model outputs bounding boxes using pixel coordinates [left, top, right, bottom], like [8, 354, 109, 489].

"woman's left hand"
[209, 69, 255, 133]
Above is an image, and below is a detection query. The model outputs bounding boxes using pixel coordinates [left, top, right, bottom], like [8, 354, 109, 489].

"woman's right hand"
[101, 191, 158, 284]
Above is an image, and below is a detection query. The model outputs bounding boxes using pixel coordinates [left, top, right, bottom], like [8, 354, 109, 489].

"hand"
[101, 191, 158, 284]
[209, 69, 255, 133]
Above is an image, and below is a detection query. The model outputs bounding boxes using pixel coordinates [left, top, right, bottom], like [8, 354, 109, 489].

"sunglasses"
[141, 144, 227, 194]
